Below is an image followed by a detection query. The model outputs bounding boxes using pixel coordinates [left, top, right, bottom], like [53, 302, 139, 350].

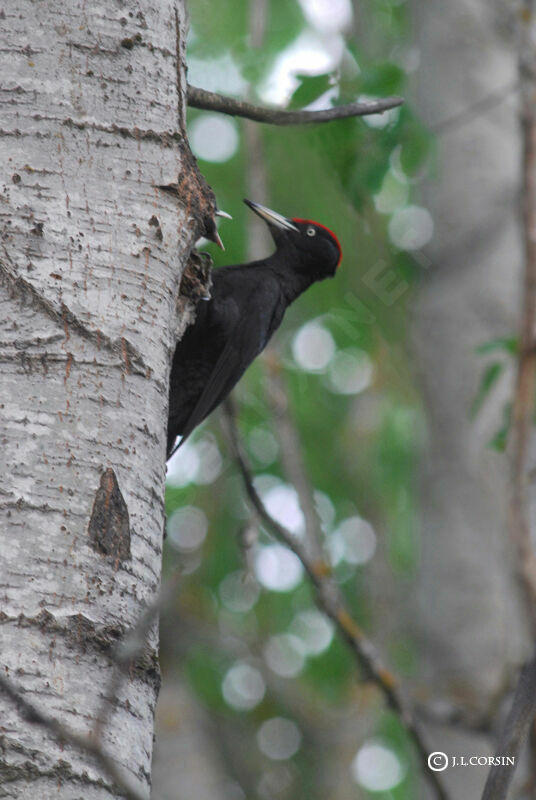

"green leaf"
[489, 404, 511, 452]
[302, 636, 354, 701]
[188, 0, 249, 57]
[471, 362, 503, 418]
[262, 0, 306, 56]
[359, 62, 406, 96]
[397, 111, 434, 177]
[475, 337, 518, 356]
[184, 646, 227, 711]
[288, 74, 333, 110]
[236, 47, 278, 86]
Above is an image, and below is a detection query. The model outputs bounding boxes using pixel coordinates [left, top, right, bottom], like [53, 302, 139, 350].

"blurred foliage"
[472, 337, 518, 450]
[162, 1, 435, 797]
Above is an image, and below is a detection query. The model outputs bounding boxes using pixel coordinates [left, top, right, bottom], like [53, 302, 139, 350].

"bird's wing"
[171, 298, 271, 453]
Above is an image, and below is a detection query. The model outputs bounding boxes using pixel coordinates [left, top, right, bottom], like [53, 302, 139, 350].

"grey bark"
[410, 1, 530, 796]
[0, 2, 209, 797]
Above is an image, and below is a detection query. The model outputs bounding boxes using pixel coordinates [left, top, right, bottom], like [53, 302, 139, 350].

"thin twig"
[417, 668, 513, 739]
[0, 672, 148, 800]
[93, 571, 182, 743]
[222, 400, 450, 800]
[187, 84, 403, 125]
[431, 80, 519, 135]
[263, 353, 325, 563]
[481, 648, 536, 800]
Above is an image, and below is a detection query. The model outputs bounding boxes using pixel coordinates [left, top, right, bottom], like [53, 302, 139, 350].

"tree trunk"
[409, 1, 529, 796]
[0, 2, 211, 797]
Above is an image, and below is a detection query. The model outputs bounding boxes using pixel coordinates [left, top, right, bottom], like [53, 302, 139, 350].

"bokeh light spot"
[352, 741, 405, 791]
[328, 516, 376, 566]
[314, 490, 336, 530]
[262, 484, 304, 536]
[194, 437, 223, 484]
[166, 440, 200, 487]
[257, 718, 302, 761]
[190, 114, 239, 163]
[327, 349, 373, 395]
[259, 30, 344, 105]
[255, 544, 303, 592]
[374, 170, 410, 214]
[248, 427, 279, 466]
[290, 609, 334, 655]
[166, 506, 208, 552]
[219, 571, 260, 613]
[388, 205, 434, 251]
[264, 634, 306, 677]
[187, 51, 247, 96]
[297, 0, 352, 33]
[360, 97, 400, 129]
[292, 320, 336, 372]
[222, 662, 265, 711]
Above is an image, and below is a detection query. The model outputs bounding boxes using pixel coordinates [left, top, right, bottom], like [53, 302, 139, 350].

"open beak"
[212, 229, 225, 250]
[206, 211, 232, 250]
[158, 183, 230, 250]
[244, 199, 299, 232]
[210, 208, 232, 248]
[209, 209, 232, 249]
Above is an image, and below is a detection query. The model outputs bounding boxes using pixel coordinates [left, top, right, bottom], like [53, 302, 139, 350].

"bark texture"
[0, 2, 211, 797]
[409, 1, 529, 796]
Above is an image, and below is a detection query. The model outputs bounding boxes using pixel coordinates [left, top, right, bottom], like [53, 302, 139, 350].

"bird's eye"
[306, 227, 316, 237]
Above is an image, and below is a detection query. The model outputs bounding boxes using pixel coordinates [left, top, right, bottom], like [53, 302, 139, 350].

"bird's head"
[244, 199, 342, 279]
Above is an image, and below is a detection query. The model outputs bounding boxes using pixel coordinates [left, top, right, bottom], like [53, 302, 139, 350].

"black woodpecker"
[167, 199, 342, 458]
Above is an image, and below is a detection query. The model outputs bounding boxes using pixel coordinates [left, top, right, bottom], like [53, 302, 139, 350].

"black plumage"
[167, 199, 342, 458]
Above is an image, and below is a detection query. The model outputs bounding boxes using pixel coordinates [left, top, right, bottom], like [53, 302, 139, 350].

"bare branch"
[187, 84, 404, 125]
[508, 1, 536, 626]
[93, 571, 181, 744]
[481, 648, 536, 800]
[0, 672, 148, 800]
[263, 353, 325, 563]
[222, 399, 450, 800]
[417, 669, 513, 738]
[431, 80, 519, 135]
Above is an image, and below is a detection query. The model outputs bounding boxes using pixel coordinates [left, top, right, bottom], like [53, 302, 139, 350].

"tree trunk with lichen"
[0, 2, 213, 797]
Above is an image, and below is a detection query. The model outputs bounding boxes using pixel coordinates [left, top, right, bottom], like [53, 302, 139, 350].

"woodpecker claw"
[215, 209, 232, 220]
